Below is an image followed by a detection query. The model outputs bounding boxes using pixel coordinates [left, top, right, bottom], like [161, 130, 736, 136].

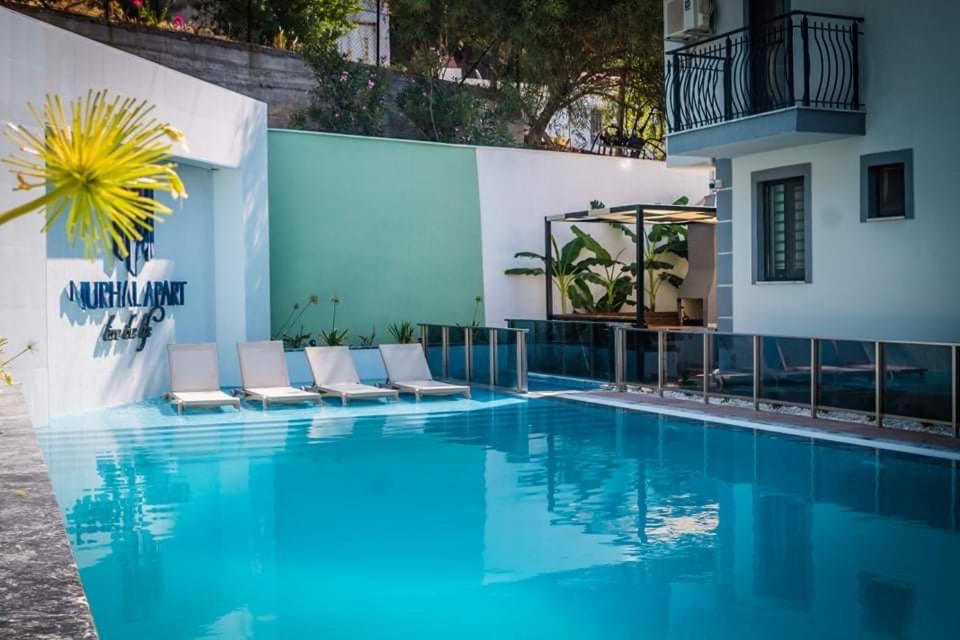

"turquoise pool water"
[42, 391, 960, 639]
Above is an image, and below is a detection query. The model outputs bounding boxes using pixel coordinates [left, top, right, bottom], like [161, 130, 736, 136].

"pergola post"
[544, 218, 554, 320]
[635, 208, 646, 328]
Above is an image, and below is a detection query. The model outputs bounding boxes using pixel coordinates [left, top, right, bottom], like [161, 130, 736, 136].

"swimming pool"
[41, 390, 960, 639]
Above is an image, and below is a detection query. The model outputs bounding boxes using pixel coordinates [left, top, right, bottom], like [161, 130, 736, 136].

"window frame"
[751, 163, 812, 284]
[860, 149, 914, 222]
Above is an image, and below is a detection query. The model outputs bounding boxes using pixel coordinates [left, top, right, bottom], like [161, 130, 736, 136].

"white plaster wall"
[728, 0, 960, 342]
[0, 6, 269, 421]
[475, 147, 712, 325]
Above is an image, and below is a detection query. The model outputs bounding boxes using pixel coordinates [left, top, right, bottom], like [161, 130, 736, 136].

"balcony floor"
[667, 106, 865, 158]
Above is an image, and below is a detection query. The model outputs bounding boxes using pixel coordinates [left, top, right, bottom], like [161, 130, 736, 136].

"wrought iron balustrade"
[666, 11, 864, 133]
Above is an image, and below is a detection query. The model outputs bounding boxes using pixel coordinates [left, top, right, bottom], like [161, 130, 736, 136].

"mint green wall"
[268, 130, 485, 344]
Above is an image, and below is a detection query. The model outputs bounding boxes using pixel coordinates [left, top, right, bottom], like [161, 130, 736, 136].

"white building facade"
[664, 0, 960, 343]
[0, 6, 271, 424]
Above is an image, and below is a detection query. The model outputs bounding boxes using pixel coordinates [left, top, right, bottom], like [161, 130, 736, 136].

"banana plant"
[612, 197, 689, 311]
[505, 231, 596, 314]
[570, 226, 635, 313]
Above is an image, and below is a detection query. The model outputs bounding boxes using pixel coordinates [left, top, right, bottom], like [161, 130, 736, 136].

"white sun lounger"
[166, 343, 240, 415]
[304, 346, 398, 405]
[237, 340, 323, 409]
[379, 343, 471, 400]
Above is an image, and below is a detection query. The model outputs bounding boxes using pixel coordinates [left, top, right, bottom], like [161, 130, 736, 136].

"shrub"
[195, 0, 359, 50]
[290, 48, 390, 136]
[395, 76, 514, 146]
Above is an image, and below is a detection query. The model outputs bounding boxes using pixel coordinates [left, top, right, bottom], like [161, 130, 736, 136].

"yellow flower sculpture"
[0, 90, 188, 258]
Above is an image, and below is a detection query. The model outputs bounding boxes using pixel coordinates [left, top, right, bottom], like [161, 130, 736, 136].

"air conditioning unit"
[665, 0, 713, 42]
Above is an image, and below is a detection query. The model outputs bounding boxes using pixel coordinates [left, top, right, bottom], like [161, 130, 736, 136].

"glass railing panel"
[882, 343, 951, 423]
[759, 336, 811, 405]
[817, 339, 875, 413]
[708, 333, 754, 399]
[423, 325, 444, 378]
[513, 320, 562, 377]
[494, 329, 520, 390]
[663, 332, 704, 392]
[592, 323, 616, 382]
[446, 327, 468, 381]
[623, 329, 659, 387]
[471, 328, 491, 385]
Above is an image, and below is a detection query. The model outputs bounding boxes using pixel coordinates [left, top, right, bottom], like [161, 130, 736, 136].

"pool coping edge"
[558, 391, 960, 462]
[0, 385, 99, 639]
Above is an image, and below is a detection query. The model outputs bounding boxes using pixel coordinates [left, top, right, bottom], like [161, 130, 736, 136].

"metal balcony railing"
[666, 11, 864, 133]
[419, 324, 528, 393]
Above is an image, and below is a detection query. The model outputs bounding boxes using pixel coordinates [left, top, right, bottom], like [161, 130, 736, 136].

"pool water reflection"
[41, 392, 960, 639]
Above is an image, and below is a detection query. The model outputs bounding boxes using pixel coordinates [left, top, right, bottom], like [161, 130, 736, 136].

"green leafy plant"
[195, 0, 360, 50]
[273, 294, 320, 348]
[0, 91, 188, 259]
[505, 230, 596, 314]
[132, 0, 173, 27]
[291, 47, 390, 135]
[613, 198, 689, 311]
[356, 328, 377, 347]
[570, 227, 634, 313]
[0, 338, 38, 385]
[387, 321, 417, 344]
[318, 295, 349, 346]
[589, 199, 606, 210]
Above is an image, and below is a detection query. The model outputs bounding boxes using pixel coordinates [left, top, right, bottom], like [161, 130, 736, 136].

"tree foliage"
[389, 0, 665, 152]
[395, 52, 515, 146]
[196, 0, 360, 50]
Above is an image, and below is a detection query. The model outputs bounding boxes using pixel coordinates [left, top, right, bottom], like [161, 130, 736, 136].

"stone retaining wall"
[6, 3, 418, 135]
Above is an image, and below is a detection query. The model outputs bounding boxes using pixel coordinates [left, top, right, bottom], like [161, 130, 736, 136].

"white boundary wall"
[0, 7, 269, 423]
[476, 147, 712, 326]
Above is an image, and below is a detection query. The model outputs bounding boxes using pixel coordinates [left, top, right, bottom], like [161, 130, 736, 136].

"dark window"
[860, 149, 913, 222]
[867, 163, 906, 218]
[760, 177, 805, 281]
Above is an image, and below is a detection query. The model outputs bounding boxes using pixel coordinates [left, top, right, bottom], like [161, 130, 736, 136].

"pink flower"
[172, 15, 185, 28]
[132, 0, 143, 7]
[367, 79, 375, 89]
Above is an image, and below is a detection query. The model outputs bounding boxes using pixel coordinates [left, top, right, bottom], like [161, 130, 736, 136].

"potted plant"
[590, 199, 610, 215]
[387, 321, 417, 344]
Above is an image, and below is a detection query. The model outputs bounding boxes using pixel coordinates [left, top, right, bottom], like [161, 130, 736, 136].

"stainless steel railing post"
[441, 326, 450, 379]
[752, 335, 761, 410]
[489, 328, 498, 387]
[875, 341, 884, 428]
[516, 330, 528, 393]
[702, 331, 710, 403]
[952, 344, 958, 438]
[464, 328, 473, 384]
[615, 327, 626, 392]
[810, 338, 819, 418]
[657, 331, 665, 397]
